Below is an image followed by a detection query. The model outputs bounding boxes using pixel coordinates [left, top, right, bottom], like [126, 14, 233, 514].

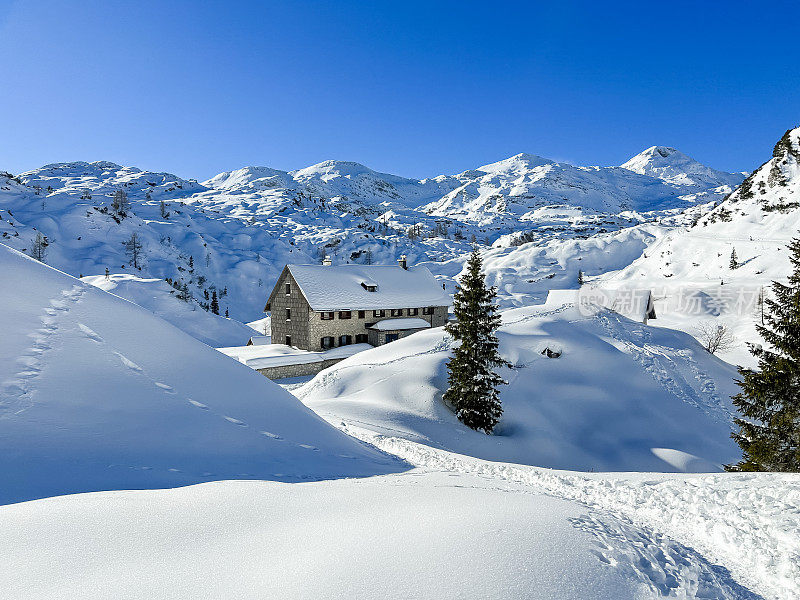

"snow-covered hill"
[298, 301, 740, 472]
[0, 244, 403, 504]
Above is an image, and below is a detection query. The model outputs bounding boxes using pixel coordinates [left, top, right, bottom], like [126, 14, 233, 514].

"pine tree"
[225, 307, 229, 318]
[30, 232, 48, 262]
[111, 189, 130, 217]
[578, 269, 584, 286]
[122, 232, 143, 269]
[728, 237, 800, 472]
[210, 290, 220, 315]
[443, 249, 509, 433]
[730, 248, 738, 269]
[159, 200, 169, 219]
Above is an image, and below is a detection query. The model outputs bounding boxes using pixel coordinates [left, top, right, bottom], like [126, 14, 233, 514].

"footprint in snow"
[154, 382, 174, 393]
[77, 323, 103, 343]
[261, 431, 282, 440]
[224, 416, 247, 426]
[114, 352, 143, 373]
[298, 444, 318, 451]
[188, 399, 209, 410]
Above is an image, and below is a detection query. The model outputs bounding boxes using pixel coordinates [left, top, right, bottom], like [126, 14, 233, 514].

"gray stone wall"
[256, 357, 346, 380]
[269, 270, 311, 349]
[308, 305, 449, 351]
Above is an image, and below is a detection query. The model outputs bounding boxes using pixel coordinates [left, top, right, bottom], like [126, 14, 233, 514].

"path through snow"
[338, 426, 798, 600]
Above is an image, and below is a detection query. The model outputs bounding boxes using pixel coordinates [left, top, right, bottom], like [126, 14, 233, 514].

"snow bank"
[297, 303, 740, 472]
[0, 470, 761, 600]
[0, 244, 404, 504]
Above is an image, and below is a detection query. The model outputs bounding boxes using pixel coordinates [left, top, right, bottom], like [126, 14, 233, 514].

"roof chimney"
[322, 256, 332, 266]
[398, 254, 408, 270]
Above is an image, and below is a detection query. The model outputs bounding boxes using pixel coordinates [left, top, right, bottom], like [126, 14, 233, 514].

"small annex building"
[264, 257, 451, 352]
[545, 288, 657, 324]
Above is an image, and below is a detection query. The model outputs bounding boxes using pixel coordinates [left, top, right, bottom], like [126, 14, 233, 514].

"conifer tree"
[728, 237, 800, 471]
[210, 290, 220, 315]
[30, 232, 48, 262]
[578, 269, 584, 286]
[122, 232, 143, 269]
[443, 249, 509, 433]
[730, 248, 738, 269]
[111, 189, 130, 217]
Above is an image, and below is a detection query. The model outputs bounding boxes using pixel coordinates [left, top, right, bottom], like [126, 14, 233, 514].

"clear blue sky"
[1, 0, 798, 181]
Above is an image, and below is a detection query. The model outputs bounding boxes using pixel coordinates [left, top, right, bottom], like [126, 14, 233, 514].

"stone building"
[264, 257, 451, 351]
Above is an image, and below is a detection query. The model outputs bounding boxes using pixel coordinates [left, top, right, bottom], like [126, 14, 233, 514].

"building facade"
[265, 260, 451, 351]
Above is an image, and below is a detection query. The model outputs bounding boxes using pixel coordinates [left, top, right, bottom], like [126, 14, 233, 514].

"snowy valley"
[2, 127, 800, 600]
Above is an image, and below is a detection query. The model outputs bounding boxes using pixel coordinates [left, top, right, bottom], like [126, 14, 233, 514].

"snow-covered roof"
[247, 335, 270, 346]
[545, 288, 655, 323]
[368, 318, 432, 331]
[217, 343, 372, 370]
[284, 264, 451, 311]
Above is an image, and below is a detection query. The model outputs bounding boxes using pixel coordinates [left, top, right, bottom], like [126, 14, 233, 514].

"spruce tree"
[30, 232, 48, 263]
[730, 248, 738, 270]
[578, 269, 584, 286]
[210, 290, 220, 315]
[728, 238, 800, 471]
[443, 249, 509, 433]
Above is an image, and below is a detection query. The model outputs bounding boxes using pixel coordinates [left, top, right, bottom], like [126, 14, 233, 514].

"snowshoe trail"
[348, 430, 796, 600]
[0, 284, 87, 417]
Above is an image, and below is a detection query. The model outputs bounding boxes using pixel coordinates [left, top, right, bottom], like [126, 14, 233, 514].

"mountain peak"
[620, 146, 743, 189]
[477, 153, 554, 175]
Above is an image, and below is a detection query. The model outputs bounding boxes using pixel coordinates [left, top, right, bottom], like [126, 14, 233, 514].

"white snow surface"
[83, 273, 256, 347]
[298, 302, 740, 472]
[0, 243, 403, 504]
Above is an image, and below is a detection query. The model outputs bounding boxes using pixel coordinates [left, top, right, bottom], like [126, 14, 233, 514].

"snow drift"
[297, 302, 741, 472]
[0, 244, 404, 505]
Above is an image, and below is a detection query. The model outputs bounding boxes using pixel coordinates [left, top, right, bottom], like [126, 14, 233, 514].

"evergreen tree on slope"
[728, 238, 800, 471]
[443, 249, 509, 434]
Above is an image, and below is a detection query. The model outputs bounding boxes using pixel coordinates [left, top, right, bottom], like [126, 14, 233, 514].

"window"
[373, 309, 386, 318]
[423, 307, 434, 315]
[285, 308, 291, 321]
[321, 311, 334, 320]
[408, 308, 419, 316]
[285, 283, 291, 296]
[339, 311, 352, 319]
[385, 333, 400, 343]
[339, 335, 352, 346]
[355, 334, 368, 344]
[321, 336, 335, 349]
[285, 336, 292, 346]
[358, 310, 366, 319]
[265, 302, 271, 311]
[390, 309, 403, 317]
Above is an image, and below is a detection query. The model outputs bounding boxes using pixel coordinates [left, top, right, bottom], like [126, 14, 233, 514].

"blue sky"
[1, 0, 798, 180]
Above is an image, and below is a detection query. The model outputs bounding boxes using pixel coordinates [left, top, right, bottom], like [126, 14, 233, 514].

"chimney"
[322, 256, 332, 266]
[397, 254, 408, 270]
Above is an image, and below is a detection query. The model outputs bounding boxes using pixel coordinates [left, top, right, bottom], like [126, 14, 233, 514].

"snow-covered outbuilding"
[246, 335, 270, 346]
[265, 258, 451, 351]
[546, 288, 657, 324]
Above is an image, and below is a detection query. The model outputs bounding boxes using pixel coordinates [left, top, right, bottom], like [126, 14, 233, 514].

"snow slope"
[82, 273, 256, 347]
[298, 302, 740, 472]
[0, 470, 772, 600]
[0, 243, 403, 505]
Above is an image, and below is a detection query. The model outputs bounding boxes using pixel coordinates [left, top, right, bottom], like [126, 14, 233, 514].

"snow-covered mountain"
[621, 146, 745, 189]
[0, 144, 745, 344]
[597, 126, 800, 366]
